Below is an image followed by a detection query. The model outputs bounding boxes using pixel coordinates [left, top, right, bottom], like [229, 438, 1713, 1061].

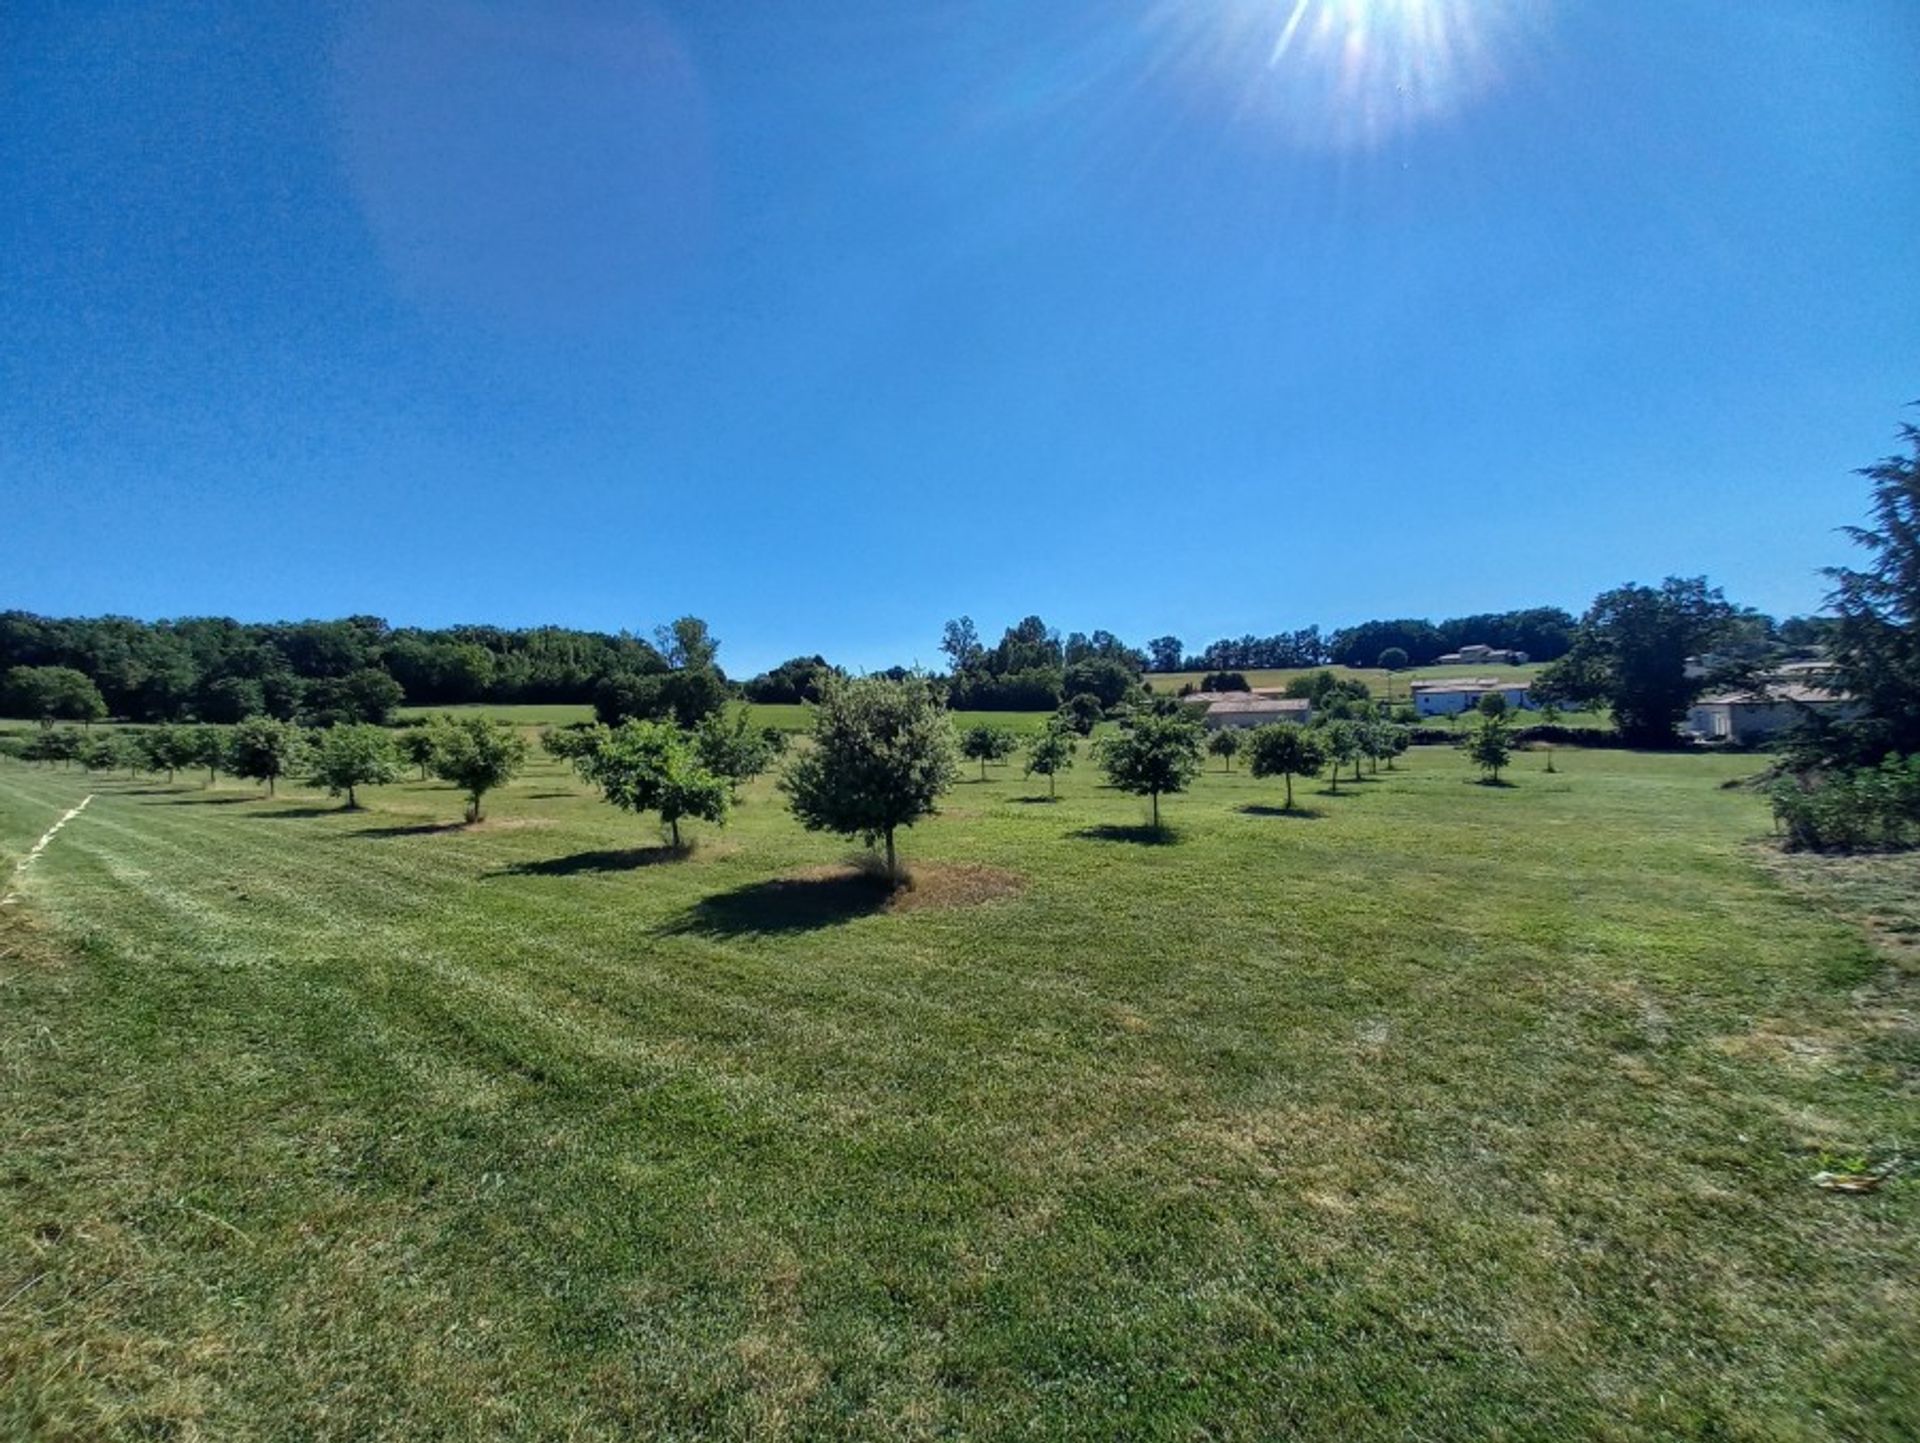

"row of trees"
[0, 611, 706, 725]
[12, 715, 530, 819]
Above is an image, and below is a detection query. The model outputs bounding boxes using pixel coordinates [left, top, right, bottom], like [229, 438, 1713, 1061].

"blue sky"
[3, 1, 1915, 675]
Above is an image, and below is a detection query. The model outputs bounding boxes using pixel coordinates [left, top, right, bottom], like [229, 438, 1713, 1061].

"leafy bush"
[1768, 755, 1920, 851]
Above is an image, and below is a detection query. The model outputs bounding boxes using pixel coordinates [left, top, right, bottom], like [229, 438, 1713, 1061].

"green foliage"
[1199, 671, 1250, 693]
[304, 669, 406, 727]
[1476, 690, 1509, 720]
[1023, 721, 1077, 798]
[960, 724, 1019, 779]
[1205, 727, 1243, 771]
[1467, 714, 1514, 783]
[2, 665, 107, 726]
[227, 718, 306, 795]
[308, 725, 400, 809]
[782, 674, 958, 881]
[1823, 417, 1920, 757]
[742, 655, 836, 705]
[540, 723, 608, 765]
[427, 715, 529, 822]
[1063, 655, 1141, 711]
[693, 709, 776, 797]
[1768, 755, 1920, 851]
[1095, 707, 1204, 829]
[136, 724, 197, 781]
[1245, 722, 1327, 809]
[1316, 719, 1360, 792]
[1536, 577, 1735, 745]
[187, 724, 228, 783]
[1377, 647, 1409, 672]
[397, 727, 438, 779]
[1060, 693, 1104, 737]
[79, 733, 132, 774]
[574, 719, 729, 848]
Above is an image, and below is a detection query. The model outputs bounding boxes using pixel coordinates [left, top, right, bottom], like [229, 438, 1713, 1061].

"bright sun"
[1158, 0, 1534, 151]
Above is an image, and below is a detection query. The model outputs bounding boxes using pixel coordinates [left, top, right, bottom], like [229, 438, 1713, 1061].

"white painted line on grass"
[1, 794, 94, 906]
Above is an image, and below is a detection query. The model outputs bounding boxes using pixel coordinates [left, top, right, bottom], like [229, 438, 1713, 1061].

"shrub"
[1769, 755, 1920, 851]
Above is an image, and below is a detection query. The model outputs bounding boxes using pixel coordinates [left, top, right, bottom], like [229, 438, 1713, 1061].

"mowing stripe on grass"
[1, 793, 93, 906]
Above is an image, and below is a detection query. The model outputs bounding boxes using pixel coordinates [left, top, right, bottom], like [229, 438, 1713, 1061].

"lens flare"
[1152, 0, 1537, 151]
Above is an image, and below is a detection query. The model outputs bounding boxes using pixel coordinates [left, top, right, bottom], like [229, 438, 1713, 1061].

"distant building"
[1433, 644, 1529, 666]
[1409, 678, 1533, 717]
[1687, 683, 1864, 744]
[1194, 696, 1314, 730]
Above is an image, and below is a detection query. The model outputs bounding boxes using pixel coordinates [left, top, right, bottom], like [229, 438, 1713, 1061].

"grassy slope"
[0, 747, 1912, 1441]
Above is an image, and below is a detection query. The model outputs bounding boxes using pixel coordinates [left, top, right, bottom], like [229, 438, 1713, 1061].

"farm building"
[1194, 695, 1314, 730]
[1687, 683, 1864, 744]
[1433, 644, 1529, 666]
[1410, 678, 1533, 716]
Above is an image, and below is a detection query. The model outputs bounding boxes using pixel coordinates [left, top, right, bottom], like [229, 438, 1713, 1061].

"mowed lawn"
[1, 745, 1914, 1440]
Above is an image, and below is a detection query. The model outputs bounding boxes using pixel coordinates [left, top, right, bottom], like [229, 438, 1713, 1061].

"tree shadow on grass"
[492, 845, 688, 877]
[353, 820, 468, 838]
[1011, 795, 1061, 805]
[250, 805, 340, 819]
[1072, 824, 1179, 846]
[1474, 777, 1519, 789]
[1239, 804, 1326, 820]
[156, 794, 254, 806]
[660, 871, 891, 937]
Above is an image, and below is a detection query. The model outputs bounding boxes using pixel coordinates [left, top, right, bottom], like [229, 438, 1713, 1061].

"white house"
[1409, 678, 1532, 717]
[1687, 684, 1864, 744]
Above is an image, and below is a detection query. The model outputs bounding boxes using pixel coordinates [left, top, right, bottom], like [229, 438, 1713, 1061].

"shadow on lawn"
[494, 845, 688, 877]
[1011, 795, 1061, 805]
[353, 821, 469, 838]
[1239, 804, 1325, 820]
[1072, 824, 1179, 846]
[661, 872, 890, 937]
[155, 794, 254, 805]
[250, 805, 340, 819]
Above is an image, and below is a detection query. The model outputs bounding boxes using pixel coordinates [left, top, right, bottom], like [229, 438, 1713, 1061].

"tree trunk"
[885, 827, 898, 885]
[980, 758, 987, 781]
[346, 785, 357, 809]
[1284, 772, 1294, 808]
[467, 792, 482, 824]
[670, 817, 682, 848]
[1049, 771, 1056, 799]
[1151, 791, 1160, 829]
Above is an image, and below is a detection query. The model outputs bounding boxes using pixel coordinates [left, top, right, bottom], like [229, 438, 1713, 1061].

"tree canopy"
[1534, 577, 1735, 745]
[427, 715, 529, 823]
[782, 675, 957, 883]
[1095, 708, 1204, 830]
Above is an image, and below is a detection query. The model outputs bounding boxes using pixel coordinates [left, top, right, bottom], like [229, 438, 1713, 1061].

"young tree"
[1023, 720, 1077, 799]
[1206, 727, 1243, 772]
[960, 724, 1018, 780]
[309, 724, 399, 808]
[80, 733, 130, 774]
[1318, 719, 1360, 793]
[397, 727, 438, 780]
[574, 719, 729, 848]
[541, 723, 608, 765]
[137, 723, 197, 782]
[1245, 722, 1327, 810]
[427, 714, 528, 822]
[1476, 690, 1509, 721]
[1824, 415, 1920, 756]
[42, 727, 84, 769]
[1060, 692, 1104, 737]
[187, 724, 228, 784]
[782, 675, 958, 884]
[693, 708, 776, 798]
[228, 717, 305, 796]
[1095, 708, 1204, 830]
[1468, 713, 1514, 783]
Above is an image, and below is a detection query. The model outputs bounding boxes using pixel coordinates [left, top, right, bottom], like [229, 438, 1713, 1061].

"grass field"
[2, 744, 1914, 1440]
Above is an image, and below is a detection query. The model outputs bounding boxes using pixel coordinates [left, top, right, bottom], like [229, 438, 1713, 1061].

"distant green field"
[2, 741, 1911, 1439]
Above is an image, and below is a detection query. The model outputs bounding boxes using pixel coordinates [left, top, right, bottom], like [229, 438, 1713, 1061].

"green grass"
[1, 744, 1913, 1440]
